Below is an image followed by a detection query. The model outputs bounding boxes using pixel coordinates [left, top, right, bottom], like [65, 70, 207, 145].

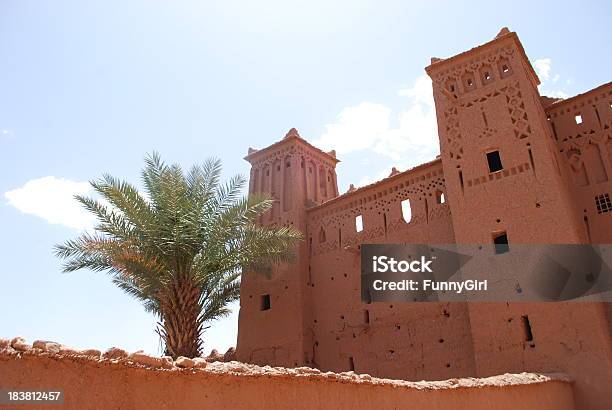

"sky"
[1, 0, 610, 356]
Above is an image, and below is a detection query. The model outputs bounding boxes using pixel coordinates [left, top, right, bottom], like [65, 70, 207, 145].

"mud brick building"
[236, 28, 612, 409]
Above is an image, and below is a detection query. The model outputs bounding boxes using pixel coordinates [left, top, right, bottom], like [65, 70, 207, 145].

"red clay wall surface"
[546, 82, 612, 243]
[0, 348, 575, 410]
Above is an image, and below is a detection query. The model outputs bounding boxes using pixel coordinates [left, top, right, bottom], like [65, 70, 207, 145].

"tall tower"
[426, 29, 612, 409]
[426, 27, 583, 244]
[236, 128, 339, 367]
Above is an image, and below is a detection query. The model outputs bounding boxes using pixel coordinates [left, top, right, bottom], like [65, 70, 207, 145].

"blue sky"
[1, 0, 610, 355]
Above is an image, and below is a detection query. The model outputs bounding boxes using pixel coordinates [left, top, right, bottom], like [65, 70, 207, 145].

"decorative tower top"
[284, 128, 301, 139]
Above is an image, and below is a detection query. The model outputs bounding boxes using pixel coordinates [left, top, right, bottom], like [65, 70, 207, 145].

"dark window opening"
[364, 309, 370, 324]
[595, 193, 612, 214]
[260, 294, 271, 311]
[349, 357, 355, 371]
[484, 71, 491, 80]
[521, 315, 533, 341]
[486, 151, 503, 173]
[493, 232, 509, 254]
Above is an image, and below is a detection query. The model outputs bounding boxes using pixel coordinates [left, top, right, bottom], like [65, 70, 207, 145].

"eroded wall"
[0, 349, 575, 410]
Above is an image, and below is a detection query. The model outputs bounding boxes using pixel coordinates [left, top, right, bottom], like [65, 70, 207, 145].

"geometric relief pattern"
[443, 81, 531, 165]
[504, 82, 532, 139]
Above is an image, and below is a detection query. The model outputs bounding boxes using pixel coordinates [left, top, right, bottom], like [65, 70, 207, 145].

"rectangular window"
[575, 114, 583, 124]
[493, 231, 509, 254]
[260, 294, 271, 311]
[355, 215, 364, 232]
[595, 193, 612, 214]
[486, 151, 503, 173]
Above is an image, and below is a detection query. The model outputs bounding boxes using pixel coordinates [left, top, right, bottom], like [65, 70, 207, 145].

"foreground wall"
[0, 347, 574, 410]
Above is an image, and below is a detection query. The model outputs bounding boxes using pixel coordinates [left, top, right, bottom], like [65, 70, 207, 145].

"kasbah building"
[236, 28, 612, 409]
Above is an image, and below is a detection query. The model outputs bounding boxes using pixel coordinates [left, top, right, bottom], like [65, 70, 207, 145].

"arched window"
[401, 199, 412, 223]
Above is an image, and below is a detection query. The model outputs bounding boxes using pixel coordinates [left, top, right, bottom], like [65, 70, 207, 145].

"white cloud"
[1, 129, 13, 137]
[4, 176, 95, 230]
[534, 58, 570, 99]
[314, 75, 440, 187]
[533, 58, 552, 81]
[314, 102, 392, 154]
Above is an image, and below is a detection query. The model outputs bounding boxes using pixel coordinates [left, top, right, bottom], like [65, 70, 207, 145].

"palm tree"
[55, 153, 302, 359]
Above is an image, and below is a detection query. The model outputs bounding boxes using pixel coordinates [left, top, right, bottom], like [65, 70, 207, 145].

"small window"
[595, 193, 612, 214]
[486, 151, 503, 173]
[401, 199, 412, 223]
[521, 315, 533, 341]
[484, 71, 491, 80]
[286, 161, 291, 168]
[435, 191, 445, 204]
[575, 114, 583, 124]
[260, 294, 271, 311]
[467, 78, 473, 86]
[446, 79, 458, 95]
[355, 215, 364, 232]
[493, 232, 509, 254]
[499, 59, 512, 78]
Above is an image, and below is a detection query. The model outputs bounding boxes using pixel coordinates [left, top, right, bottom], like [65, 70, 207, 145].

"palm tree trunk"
[158, 280, 202, 359]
